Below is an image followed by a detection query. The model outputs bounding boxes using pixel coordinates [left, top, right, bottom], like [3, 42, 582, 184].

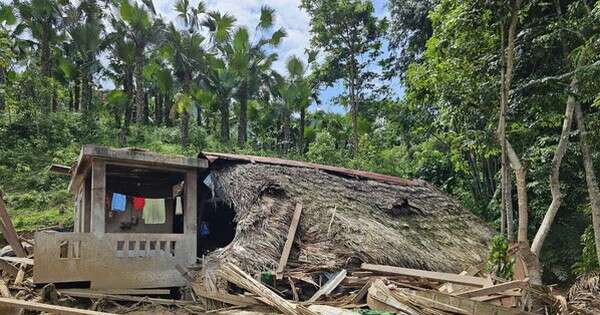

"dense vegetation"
[0, 0, 599, 285]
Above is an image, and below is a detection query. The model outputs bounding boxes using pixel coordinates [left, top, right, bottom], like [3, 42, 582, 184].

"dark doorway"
[197, 198, 236, 257]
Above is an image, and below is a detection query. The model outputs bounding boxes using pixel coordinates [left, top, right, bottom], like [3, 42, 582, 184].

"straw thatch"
[567, 271, 600, 313]
[197, 160, 493, 283]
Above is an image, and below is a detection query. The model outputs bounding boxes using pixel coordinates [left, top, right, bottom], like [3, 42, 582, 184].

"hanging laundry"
[111, 193, 127, 212]
[133, 196, 145, 212]
[143, 198, 166, 224]
[200, 221, 210, 236]
[175, 196, 183, 215]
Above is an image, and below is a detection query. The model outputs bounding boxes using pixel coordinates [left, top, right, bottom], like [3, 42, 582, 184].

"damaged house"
[34, 145, 493, 290]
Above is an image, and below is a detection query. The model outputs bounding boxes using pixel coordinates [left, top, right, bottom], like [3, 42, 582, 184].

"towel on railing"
[143, 198, 166, 224]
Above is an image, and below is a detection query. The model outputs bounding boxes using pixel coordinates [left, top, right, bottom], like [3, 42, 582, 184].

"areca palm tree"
[217, 5, 286, 147]
[64, 0, 104, 113]
[118, 0, 164, 123]
[166, 0, 207, 147]
[13, 0, 62, 77]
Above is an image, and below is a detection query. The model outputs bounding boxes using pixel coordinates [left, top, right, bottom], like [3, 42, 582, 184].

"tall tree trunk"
[530, 14, 583, 254]
[530, 78, 576, 255]
[299, 107, 306, 153]
[574, 103, 600, 266]
[40, 30, 51, 77]
[181, 74, 191, 148]
[282, 110, 291, 154]
[238, 83, 248, 147]
[81, 70, 92, 113]
[68, 87, 74, 111]
[74, 75, 81, 111]
[220, 98, 230, 142]
[134, 46, 145, 123]
[498, 19, 514, 241]
[155, 92, 162, 125]
[349, 76, 359, 156]
[144, 92, 149, 124]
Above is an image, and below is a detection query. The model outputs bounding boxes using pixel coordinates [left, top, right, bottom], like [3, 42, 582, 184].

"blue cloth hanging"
[111, 193, 127, 212]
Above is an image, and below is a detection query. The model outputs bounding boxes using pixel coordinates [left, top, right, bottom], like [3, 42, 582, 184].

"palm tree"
[201, 54, 236, 142]
[65, 0, 104, 113]
[13, 0, 62, 77]
[218, 5, 286, 147]
[272, 55, 312, 153]
[166, 0, 207, 147]
[118, 0, 163, 124]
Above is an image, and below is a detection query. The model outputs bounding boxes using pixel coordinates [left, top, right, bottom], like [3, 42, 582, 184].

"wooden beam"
[0, 297, 117, 315]
[0, 190, 27, 257]
[59, 290, 202, 310]
[456, 279, 529, 298]
[49, 164, 71, 176]
[192, 284, 260, 307]
[218, 262, 317, 315]
[360, 263, 489, 287]
[0, 259, 18, 277]
[308, 270, 347, 302]
[409, 289, 536, 315]
[276, 203, 303, 280]
[0, 257, 33, 265]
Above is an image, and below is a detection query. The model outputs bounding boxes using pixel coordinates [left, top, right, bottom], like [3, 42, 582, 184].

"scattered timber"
[361, 263, 490, 287]
[0, 296, 117, 315]
[276, 203, 303, 280]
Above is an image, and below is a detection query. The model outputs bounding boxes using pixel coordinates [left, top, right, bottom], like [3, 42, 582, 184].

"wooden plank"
[411, 289, 536, 315]
[65, 288, 170, 296]
[276, 203, 303, 280]
[457, 279, 529, 298]
[192, 284, 260, 307]
[0, 297, 117, 315]
[49, 164, 71, 175]
[360, 263, 489, 287]
[0, 259, 18, 277]
[218, 262, 317, 315]
[308, 270, 347, 302]
[0, 190, 27, 257]
[59, 290, 202, 310]
[0, 256, 33, 265]
[351, 279, 373, 304]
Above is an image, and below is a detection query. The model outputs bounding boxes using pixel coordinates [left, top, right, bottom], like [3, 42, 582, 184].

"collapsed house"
[32, 145, 493, 290]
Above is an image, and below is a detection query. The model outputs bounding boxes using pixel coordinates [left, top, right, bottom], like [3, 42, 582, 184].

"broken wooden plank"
[219, 262, 317, 315]
[308, 270, 347, 302]
[0, 259, 18, 277]
[0, 190, 27, 257]
[351, 278, 373, 304]
[288, 277, 299, 301]
[360, 263, 489, 287]
[457, 279, 529, 298]
[0, 280, 10, 298]
[192, 285, 260, 307]
[49, 164, 71, 175]
[276, 203, 303, 280]
[65, 288, 170, 296]
[367, 280, 420, 315]
[410, 289, 536, 315]
[0, 297, 116, 315]
[59, 289, 203, 311]
[0, 256, 33, 265]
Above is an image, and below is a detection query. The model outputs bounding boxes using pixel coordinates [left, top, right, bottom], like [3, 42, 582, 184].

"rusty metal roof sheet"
[201, 152, 419, 186]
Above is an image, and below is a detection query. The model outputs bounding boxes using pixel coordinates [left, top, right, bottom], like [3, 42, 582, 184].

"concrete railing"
[34, 231, 192, 289]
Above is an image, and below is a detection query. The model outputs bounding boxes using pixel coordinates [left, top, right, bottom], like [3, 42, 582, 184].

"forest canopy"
[0, 0, 599, 286]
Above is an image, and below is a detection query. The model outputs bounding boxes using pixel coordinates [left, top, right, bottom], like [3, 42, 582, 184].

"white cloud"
[153, 0, 311, 74]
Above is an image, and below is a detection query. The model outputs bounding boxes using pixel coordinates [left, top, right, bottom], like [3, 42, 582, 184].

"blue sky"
[111, 0, 402, 113]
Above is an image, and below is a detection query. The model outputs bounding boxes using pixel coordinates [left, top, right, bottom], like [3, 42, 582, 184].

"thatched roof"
[198, 153, 493, 280]
[568, 271, 600, 313]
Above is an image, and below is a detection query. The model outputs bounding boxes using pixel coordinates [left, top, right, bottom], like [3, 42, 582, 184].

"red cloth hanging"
[133, 196, 145, 211]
